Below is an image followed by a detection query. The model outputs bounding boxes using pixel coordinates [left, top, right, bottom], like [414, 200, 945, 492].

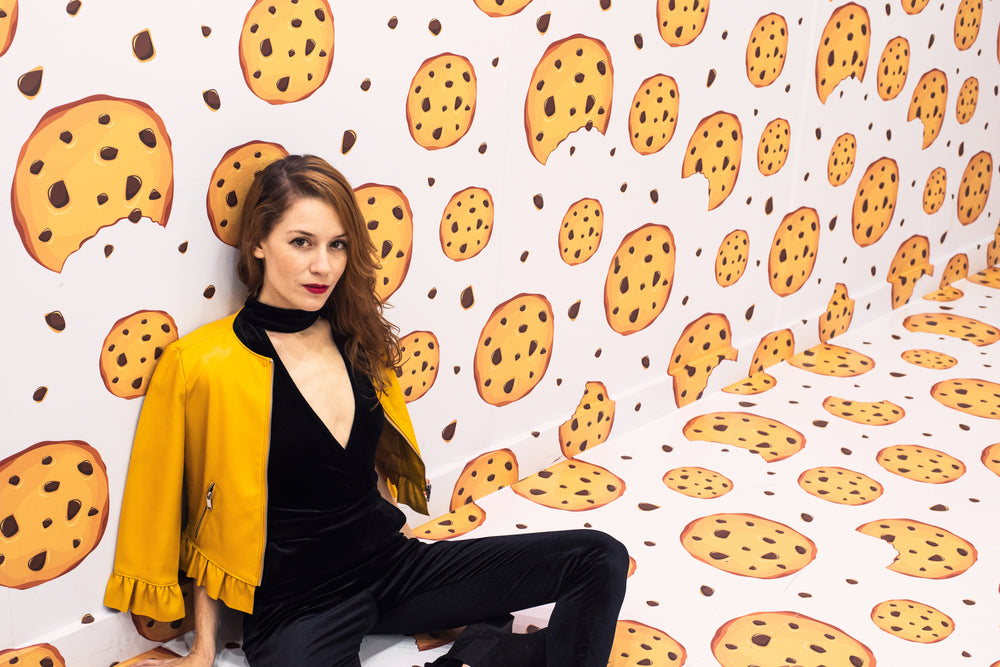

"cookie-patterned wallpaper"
[1, 0, 998, 662]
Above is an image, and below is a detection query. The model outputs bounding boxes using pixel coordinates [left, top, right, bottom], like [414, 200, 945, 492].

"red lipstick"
[304, 284, 329, 294]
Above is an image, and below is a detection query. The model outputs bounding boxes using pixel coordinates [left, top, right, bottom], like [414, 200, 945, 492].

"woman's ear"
[252, 244, 265, 259]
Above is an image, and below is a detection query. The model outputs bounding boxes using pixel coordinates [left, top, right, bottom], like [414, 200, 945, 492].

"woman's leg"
[370, 529, 628, 667]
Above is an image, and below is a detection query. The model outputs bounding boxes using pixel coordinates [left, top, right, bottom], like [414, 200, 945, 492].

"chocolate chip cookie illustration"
[407, 53, 477, 150]
[715, 229, 749, 287]
[473, 0, 534, 16]
[239, 0, 335, 104]
[797, 467, 883, 505]
[852, 157, 898, 247]
[819, 283, 854, 342]
[877, 36, 910, 101]
[746, 13, 787, 87]
[656, 0, 710, 46]
[12, 95, 174, 272]
[414, 505, 487, 540]
[0, 644, 65, 667]
[931, 378, 1000, 419]
[857, 518, 977, 578]
[827, 132, 856, 186]
[397, 331, 440, 402]
[525, 35, 613, 164]
[757, 118, 790, 176]
[788, 343, 875, 377]
[922, 166, 947, 214]
[628, 74, 679, 155]
[99, 310, 178, 400]
[0, 440, 109, 589]
[902, 313, 999, 346]
[876, 445, 966, 484]
[512, 459, 625, 511]
[559, 381, 615, 457]
[908, 70, 948, 148]
[956, 76, 979, 124]
[474, 293, 554, 406]
[953, 0, 982, 51]
[663, 467, 733, 499]
[450, 449, 519, 510]
[668, 313, 737, 407]
[683, 411, 805, 462]
[681, 513, 817, 578]
[0, 0, 18, 58]
[957, 150, 992, 225]
[816, 3, 871, 103]
[769, 206, 819, 296]
[871, 599, 955, 643]
[207, 141, 289, 247]
[603, 223, 675, 334]
[608, 620, 686, 667]
[712, 611, 876, 667]
[559, 198, 603, 265]
[887, 235, 933, 308]
[440, 187, 493, 261]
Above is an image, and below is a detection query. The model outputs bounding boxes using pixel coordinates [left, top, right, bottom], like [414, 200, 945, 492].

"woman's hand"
[132, 649, 214, 667]
[132, 585, 221, 667]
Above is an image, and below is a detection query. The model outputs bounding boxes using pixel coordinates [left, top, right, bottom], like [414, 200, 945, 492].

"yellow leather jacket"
[103, 312, 428, 622]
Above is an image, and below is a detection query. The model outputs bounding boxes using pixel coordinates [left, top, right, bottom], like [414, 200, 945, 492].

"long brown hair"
[236, 155, 401, 389]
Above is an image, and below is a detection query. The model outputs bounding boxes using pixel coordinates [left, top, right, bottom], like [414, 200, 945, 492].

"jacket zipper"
[194, 482, 215, 538]
[382, 410, 431, 501]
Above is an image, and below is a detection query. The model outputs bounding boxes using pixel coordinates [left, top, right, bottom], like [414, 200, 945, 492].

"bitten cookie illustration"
[788, 343, 875, 376]
[440, 187, 493, 261]
[474, 293, 554, 406]
[746, 13, 787, 87]
[797, 467, 883, 505]
[715, 229, 749, 287]
[0, 644, 65, 667]
[681, 111, 742, 210]
[819, 283, 854, 342]
[525, 35, 613, 164]
[99, 310, 178, 399]
[559, 197, 603, 266]
[656, 0, 709, 46]
[956, 150, 992, 225]
[876, 445, 966, 483]
[712, 611, 875, 667]
[680, 513, 817, 578]
[769, 206, 819, 296]
[407, 53, 477, 150]
[238, 0, 334, 104]
[852, 157, 898, 247]
[397, 331, 439, 402]
[12, 95, 174, 272]
[871, 599, 955, 643]
[815, 3, 871, 103]
[902, 0, 930, 14]
[827, 132, 856, 186]
[353, 183, 413, 301]
[512, 459, 625, 511]
[982, 443, 1000, 476]
[450, 449, 519, 510]
[924, 252, 967, 301]
[207, 140, 288, 247]
[857, 518, 977, 578]
[756, 118, 789, 175]
[603, 223, 675, 334]
[628, 74, 679, 155]
[663, 467, 733, 499]
[887, 235, 933, 308]
[668, 313, 737, 407]
[723, 329, 795, 395]
[608, 620, 686, 667]
[908, 70, 948, 148]
[683, 411, 805, 462]
[877, 36, 910, 100]
[559, 381, 615, 457]
[0, 441, 109, 589]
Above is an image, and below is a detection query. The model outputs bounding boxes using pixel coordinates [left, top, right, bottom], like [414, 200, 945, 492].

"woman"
[104, 155, 627, 666]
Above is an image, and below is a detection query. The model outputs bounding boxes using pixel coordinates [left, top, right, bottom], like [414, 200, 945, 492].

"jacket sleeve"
[103, 343, 188, 622]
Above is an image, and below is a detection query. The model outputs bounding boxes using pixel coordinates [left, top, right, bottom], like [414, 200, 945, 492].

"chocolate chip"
[17, 68, 44, 97]
[568, 301, 581, 319]
[67, 499, 82, 520]
[60, 131, 73, 144]
[132, 29, 155, 61]
[201, 25, 212, 37]
[27, 551, 47, 571]
[128, 209, 142, 222]
[66, 1, 82, 15]
[100, 146, 119, 160]
[98, 113, 111, 124]
[125, 175, 142, 200]
[149, 189, 161, 200]
[461, 286, 474, 309]
[203, 89, 221, 110]
[42, 456, 53, 465]
[42, 518, 53, 528]
[1, 515, 18, 538]
[751, 633, 772, 646]
[204, 285, 216, 299]
[536, 12, 550, 33]
[45, 311, 66, 332]
[341, 130, 357, 154]
[32, 387, 47, 402]
[260, 38, 272, 57]
[226, 191, 238, 207]
[276, 76, 290, 92]
[131, 377, 143, 389]
[30, 160, 44, 175]
[97, 193, 108, 205]
[47, 180, 70, 208]
[116, 353, 128, 367]
[315, 8, 326, 21]
[441, 420, 457, 441]
[87, 507, 99, 516]
[533, 194, 544, 209]
[291, 18, 302, 27]
[429, 18, 442, 35]
[139, 128, 157, 147]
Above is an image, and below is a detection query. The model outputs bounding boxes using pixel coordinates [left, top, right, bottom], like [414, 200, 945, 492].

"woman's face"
[253, 197, 348, 311]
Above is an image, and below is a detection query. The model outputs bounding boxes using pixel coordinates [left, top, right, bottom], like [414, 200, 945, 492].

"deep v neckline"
[268, 336, 357, 451]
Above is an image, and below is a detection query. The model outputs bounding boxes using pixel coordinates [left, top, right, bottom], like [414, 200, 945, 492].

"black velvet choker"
[241, 297, 322, 333]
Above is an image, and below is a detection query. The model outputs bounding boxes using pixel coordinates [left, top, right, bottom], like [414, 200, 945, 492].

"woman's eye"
[291, 238, 309, 247]
[331, 240, 347, 250]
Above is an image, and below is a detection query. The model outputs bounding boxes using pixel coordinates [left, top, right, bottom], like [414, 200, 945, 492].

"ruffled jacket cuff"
[104, 572, 186, 622]
[180, 535, 256, 614]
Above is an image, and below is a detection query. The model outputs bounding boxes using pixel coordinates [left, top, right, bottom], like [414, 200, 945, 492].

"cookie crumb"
[132, 29, 155, 61]
[341, 130, 357, 154]
[203, 285, 216, 299]
[536, 12, 551, 33]
[45, 311, 66, 332]
[66, 1, 82, 15]
[441, 421, 457, 442]
[203, 89, 221, 110]
[17, 67, 44, 98]
[201, 26, 212, 37]
[428, 18, 442, 35]
[33, 386, 48, 402]
[81, 613, 95, 624]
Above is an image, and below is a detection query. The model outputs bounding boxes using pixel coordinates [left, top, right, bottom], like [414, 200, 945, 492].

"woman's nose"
[310, 249, 331, 273]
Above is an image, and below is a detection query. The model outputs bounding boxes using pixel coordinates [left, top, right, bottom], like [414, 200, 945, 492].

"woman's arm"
[377, 468, 414, 538]
[134, 585, 220, 667]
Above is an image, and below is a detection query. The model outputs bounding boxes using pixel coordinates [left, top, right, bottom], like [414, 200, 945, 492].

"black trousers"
[242, 529, 628, 667]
